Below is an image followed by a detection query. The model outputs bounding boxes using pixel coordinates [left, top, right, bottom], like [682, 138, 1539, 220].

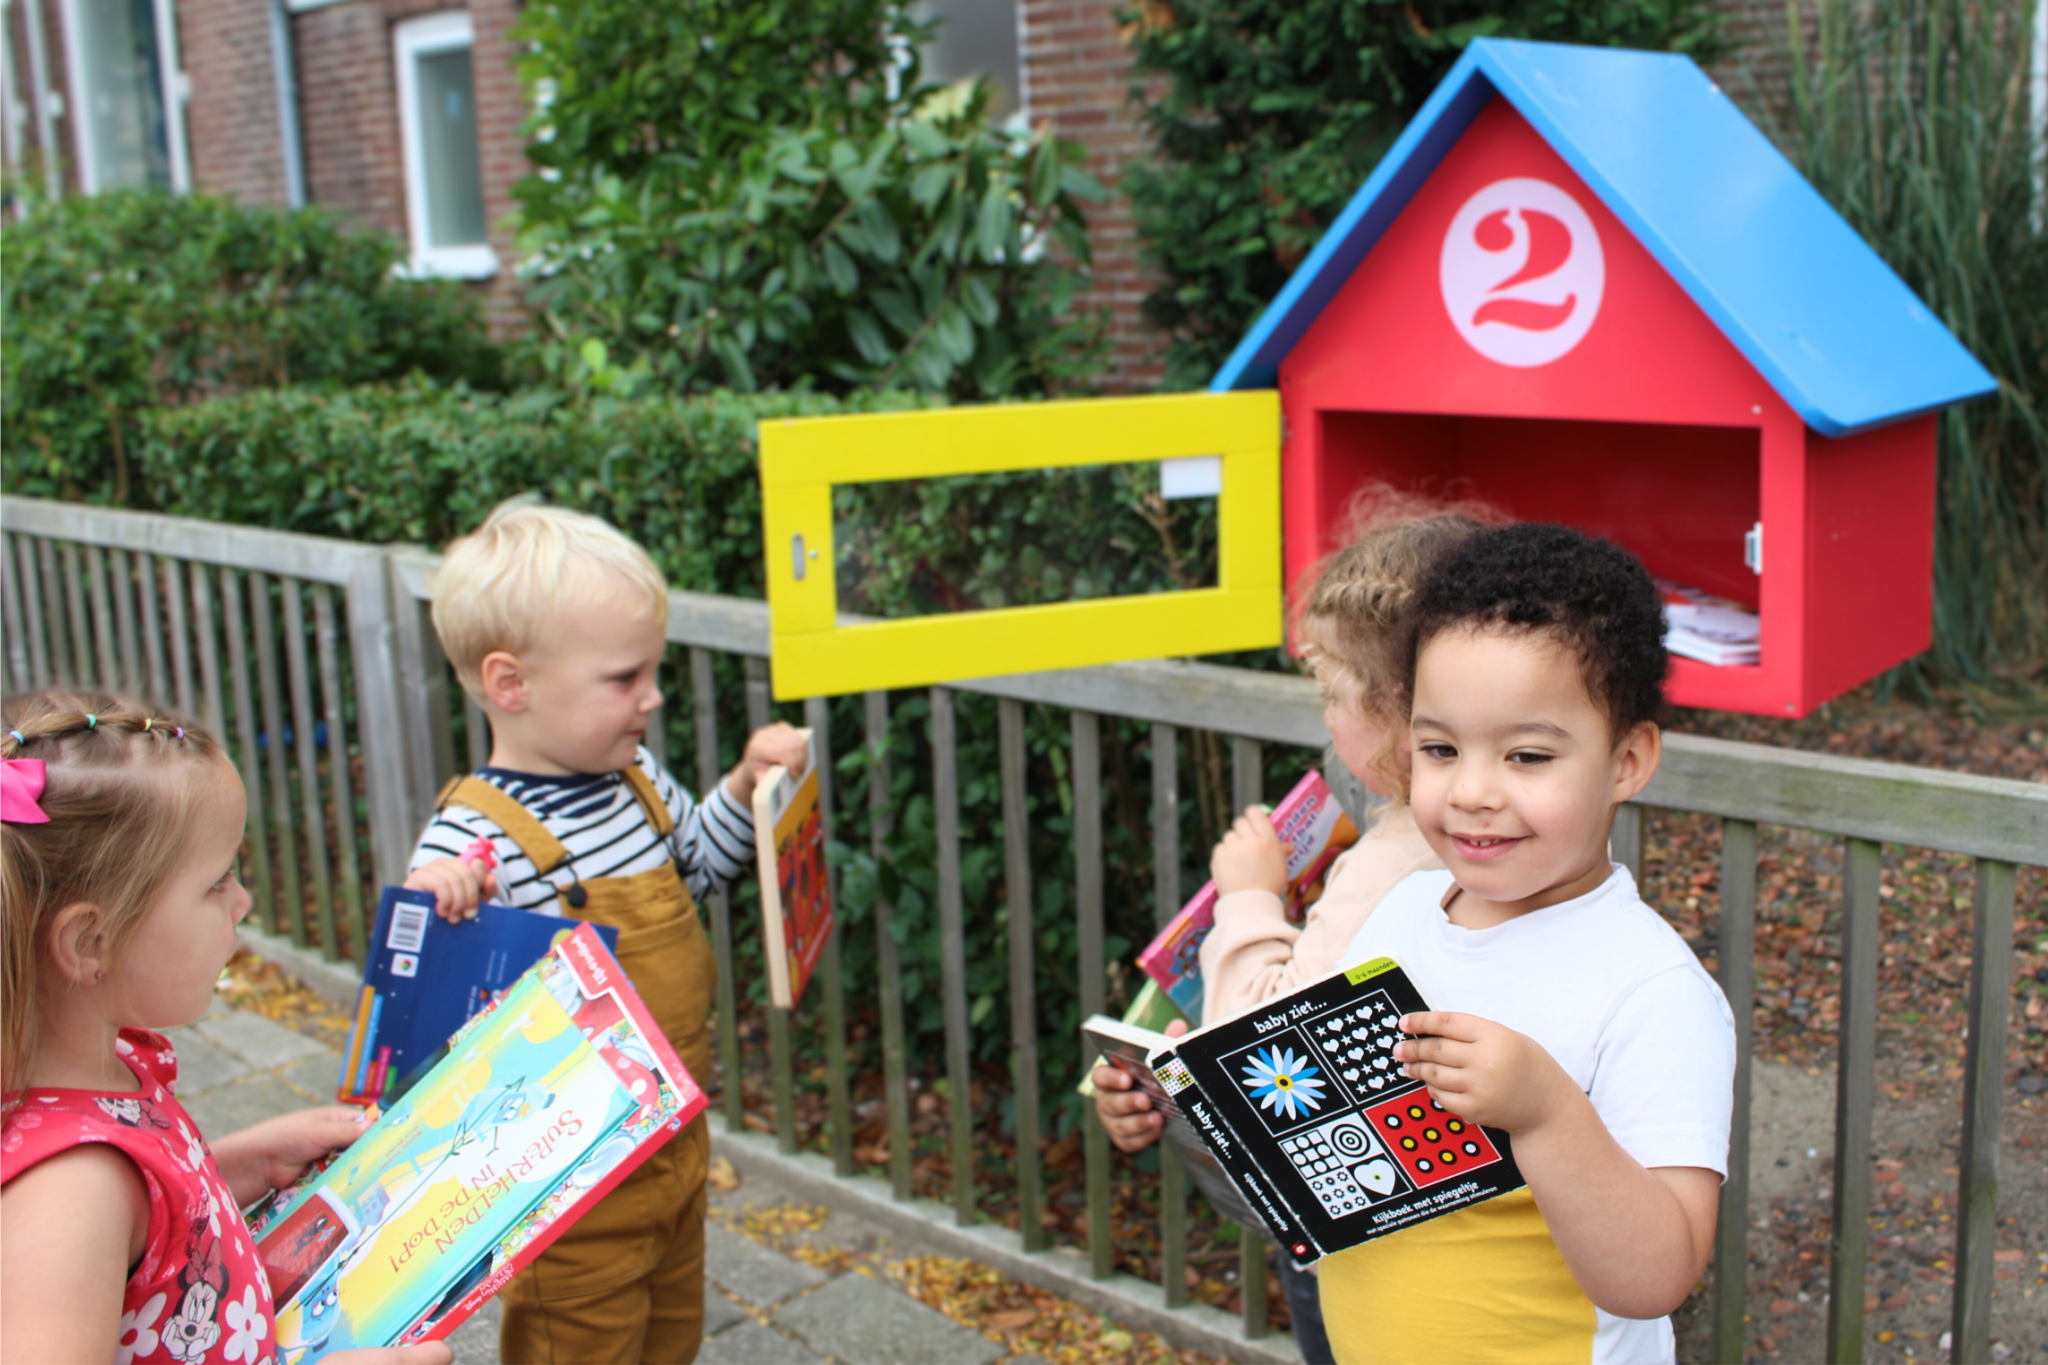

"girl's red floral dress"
[2, 1029, 276, 1365]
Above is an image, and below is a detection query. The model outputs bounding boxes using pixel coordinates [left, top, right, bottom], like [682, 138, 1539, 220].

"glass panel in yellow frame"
[759, 392, 1281, 699]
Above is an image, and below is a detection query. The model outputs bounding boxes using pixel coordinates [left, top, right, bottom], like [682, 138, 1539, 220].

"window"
[914, 0, 1019, 117]
[394, 11, 492, 279]
[59, 0, 188, 192]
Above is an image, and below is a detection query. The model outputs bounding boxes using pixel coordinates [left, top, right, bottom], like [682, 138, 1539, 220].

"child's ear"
[1611, 722, 1662, 805]
[478, 650, 528, 713]
[46, 901, 111, 987]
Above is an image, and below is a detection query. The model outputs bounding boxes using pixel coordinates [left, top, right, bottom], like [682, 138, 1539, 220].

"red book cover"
[753, 729, 834, 1010]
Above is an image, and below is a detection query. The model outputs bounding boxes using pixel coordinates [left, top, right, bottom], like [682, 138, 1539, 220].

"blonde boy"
[405, 501, 804, 1365]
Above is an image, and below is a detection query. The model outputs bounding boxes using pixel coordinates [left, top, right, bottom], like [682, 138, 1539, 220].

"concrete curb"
[236, 924, 361, 1007]
[709, 1115, 1305, 1365]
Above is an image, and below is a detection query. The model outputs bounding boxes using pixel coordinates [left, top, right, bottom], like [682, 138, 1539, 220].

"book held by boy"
[1085, 956, 1523, 1263]
[752, 727, 834, 1010]
[253, 922, 704, 1360]
[337, 886, 620, 1105]
[1137, 770, 1359, 1019]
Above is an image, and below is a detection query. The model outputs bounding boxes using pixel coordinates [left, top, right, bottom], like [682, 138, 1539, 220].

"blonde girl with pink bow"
[1, 691, 449, 1365]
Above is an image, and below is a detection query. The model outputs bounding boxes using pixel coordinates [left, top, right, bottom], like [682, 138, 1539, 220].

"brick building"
[2, 0, 1844, 382]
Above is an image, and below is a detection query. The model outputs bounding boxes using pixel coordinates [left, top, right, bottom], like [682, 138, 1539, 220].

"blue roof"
[1208, 38, 1996, 438]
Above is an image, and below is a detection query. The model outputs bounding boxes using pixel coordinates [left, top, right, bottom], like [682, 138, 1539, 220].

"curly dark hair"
[1404, 523, 1668, 739]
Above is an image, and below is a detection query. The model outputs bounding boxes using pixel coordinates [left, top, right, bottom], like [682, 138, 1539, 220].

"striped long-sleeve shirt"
[407, 747, 755, 914]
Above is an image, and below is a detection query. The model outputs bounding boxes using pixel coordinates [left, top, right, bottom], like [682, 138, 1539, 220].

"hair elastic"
[7, 730, 22, 746]
[85, 714, 96, 730]
[174, 727, 185, 740]
[144, 718, 153, 732]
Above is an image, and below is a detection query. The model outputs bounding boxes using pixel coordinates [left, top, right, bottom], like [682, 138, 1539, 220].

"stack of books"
[1658, 579, 1760, 667]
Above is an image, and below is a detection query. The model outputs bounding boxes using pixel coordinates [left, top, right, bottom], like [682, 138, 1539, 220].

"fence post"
[1952, 858, 2018, 1364]
[1713, 818, 1758, 1364]
[352, 552, 417, 887]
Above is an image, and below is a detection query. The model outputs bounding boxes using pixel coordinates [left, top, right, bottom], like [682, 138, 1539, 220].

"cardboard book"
[752, 729, 834, 1010]
[1086, 957, 1522, 1264]
[252, 923, 704, 1360]
[1136, 770, 1358, 1020]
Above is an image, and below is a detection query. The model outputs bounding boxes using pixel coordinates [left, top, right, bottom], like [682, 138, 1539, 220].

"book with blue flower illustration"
[251, 922, 705, 1362]
[1086, 956, 1523, 1263]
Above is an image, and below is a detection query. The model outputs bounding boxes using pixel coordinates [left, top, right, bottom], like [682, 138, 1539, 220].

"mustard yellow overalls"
[439, 766, 717, 1365]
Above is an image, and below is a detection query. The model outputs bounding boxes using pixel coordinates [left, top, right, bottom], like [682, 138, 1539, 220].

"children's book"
[255, 923, 704, 1361]
[1086, 957, 1523, 1265]
[337, 887, 620, 1105]
[1137, 771, 1359, 1020]
[752, 728, 834, 1010]
[1658, 578, 1761, 667]
[1075, 978, 1190, 1100]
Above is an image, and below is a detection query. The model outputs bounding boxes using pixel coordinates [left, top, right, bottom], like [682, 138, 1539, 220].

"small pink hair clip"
[460, 835, 498, 871]
[1, 758, 50, 825]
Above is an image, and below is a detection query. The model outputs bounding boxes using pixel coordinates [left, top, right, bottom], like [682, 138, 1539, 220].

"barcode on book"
[386, 903, 429, 954]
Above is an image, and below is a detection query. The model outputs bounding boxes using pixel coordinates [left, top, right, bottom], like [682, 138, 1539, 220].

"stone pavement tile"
[698, 1320, 826, 1365]
[164, 1030, 253, 1096]
[706, 1222, 827, 1308]
[775, 1273, 1002, 1365]
[704, 1286, 748, 1338]
[443, 1296, 503, 1364]
[193, 1010, 331, 1070]
[180, 1075, 312, 1137]
[280, 1053, 342, 1102]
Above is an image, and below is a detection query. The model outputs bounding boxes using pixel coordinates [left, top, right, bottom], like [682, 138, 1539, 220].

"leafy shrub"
[0, 191, 504, 505]
[513, 0, 1108, 397]
[1125, 0, 1726, 388]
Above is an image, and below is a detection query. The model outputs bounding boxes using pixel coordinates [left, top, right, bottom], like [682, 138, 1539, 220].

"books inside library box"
[249, 923, 705, 1362]
[1084, 957, 1523, 1265]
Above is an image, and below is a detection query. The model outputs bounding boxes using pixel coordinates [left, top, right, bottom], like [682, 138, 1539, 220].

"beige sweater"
[1196, 803, 1443, 1027]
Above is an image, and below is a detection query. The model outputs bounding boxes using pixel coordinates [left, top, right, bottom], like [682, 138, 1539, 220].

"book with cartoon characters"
[752, 728, 833, 1010]
[1086, 957, 1523, 1264]
[252, 923, 705, 1360]
[1136, 770, 1359, 1020]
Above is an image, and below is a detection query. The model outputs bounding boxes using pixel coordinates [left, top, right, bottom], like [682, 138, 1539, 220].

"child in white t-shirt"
[1323, 523, 1735, 1365]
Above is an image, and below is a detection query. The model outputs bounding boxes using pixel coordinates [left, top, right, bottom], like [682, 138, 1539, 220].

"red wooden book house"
[1210, 41, 1996, 717]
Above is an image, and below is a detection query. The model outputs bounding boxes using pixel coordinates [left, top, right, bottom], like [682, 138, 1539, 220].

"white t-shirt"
[1322, 866, 1735, 1365]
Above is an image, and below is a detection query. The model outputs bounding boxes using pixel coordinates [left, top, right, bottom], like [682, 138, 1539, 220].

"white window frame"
[394, 10, 496, 280]
[57, 0, 190, 194]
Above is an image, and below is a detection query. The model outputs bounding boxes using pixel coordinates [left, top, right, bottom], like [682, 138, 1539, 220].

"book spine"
[1169, 1067, 1318, 1259]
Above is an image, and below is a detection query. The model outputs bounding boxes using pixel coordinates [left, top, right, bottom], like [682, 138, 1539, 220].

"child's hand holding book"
[1211, 805, 1285, 898]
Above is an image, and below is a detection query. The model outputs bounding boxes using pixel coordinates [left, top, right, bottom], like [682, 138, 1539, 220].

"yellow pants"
[497, 1117, 710, 1365]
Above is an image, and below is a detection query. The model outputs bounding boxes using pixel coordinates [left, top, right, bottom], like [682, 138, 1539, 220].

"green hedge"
[1, 191, 505, 506]
[130, 383, 931, 595]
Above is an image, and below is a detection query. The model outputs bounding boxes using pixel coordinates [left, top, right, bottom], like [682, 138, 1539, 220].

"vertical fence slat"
[933, 685, 975, 1225]
[1826, 837, 1881, 1365]
[110, 549, 140, 695]
[1152, 721, 1190, 1306]
[804, 694, 855, 1178]
[36, 538, 69, 687]
[165, 554, 194, 716]
[1713, 818, 1758, 1365]
[313, 586, 366, 963]
[61, 542, 91, 685]
[188, 562, 227, 743]
[867, 689, 913, 1201]
[464, 696, 490, 771]
[1952, 857, 2018, 1365]
[87, 547, 117, 689]
[746, 659, 800, 1156]
[1231, 735, 1271, 1338]
[219, 568, 278, 936]
[16, 537, 52, 687]
[1612, 801, 1645, 884]
[692, 647, 743, 1130]
[2, 536, 32, 695]
[999, 698, 1045, 1251]
[282, 580, 338, 960]
[138, 553, 169, 705]
[250, 572, 305, 947]
[1075, 708, 1110, 1277]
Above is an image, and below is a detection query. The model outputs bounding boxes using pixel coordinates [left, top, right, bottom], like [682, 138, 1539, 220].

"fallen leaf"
[707, 1156, 740, 1192]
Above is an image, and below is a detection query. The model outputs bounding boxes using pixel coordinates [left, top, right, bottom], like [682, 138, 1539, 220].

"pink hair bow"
[1, 758, 50, 824]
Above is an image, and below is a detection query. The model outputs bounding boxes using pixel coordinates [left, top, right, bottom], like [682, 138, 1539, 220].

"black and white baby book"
[1085, 957, 1525, 1263]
